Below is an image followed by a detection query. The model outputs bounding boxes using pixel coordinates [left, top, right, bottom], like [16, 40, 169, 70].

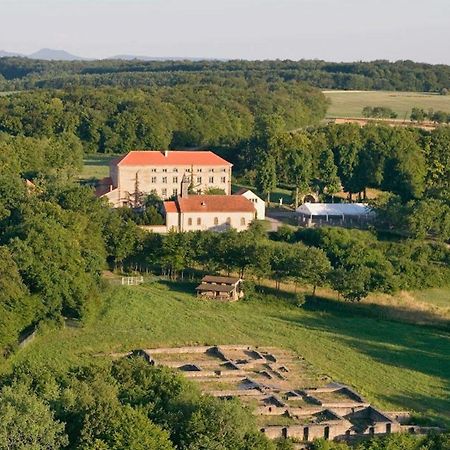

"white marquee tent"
[296, 202, 372, 217]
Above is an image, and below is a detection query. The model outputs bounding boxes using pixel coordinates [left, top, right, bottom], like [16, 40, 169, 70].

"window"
[173, 188, 178, 196]
[188, 218, 192, 226]
[173, 168, 178, 172]
[240, 217, 246, 226]
[151, 168, 157, 172]
[209, 177, 214, 183]
[226, 217, 231, 224]
[214, 217, 219, 225]
[221, 176, 226, 183]
[173, 176, 178, 183]
[162, 168, 167, 172]
[151, 176, 157, 183]
[209, 168, 214, 172]
[222, 168, 226, 172]
[161, 188, 167, 197]
[198, 168, 202, 172]
[162, 177, 167, 183]
[197, 177, 202, 183]
[197, 217, 201, 225]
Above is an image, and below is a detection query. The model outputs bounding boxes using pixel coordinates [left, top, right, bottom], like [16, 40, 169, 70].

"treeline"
[411, 107, 450, 124]
[0, 356, 283, 449]
[0, 133, 147, 355]
[0, 58, 449, 92]
[238, 121, 450, 241]
[119, 225, 450, 303]
[0, 83, 327, 152]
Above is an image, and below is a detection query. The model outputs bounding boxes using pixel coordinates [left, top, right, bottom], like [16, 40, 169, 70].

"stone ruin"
[133, 345, 439, 445]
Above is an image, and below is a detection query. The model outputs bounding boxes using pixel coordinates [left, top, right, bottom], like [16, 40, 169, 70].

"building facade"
[98, 150, 232, 207]
[234, 188, 266, 220]
[163, 194, 256, 232]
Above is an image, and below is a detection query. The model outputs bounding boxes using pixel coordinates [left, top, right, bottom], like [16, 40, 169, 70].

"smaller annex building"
[195, 275, 243, 301]
[164, 194, 256, 232]
[233, 188, 265, 220]
[296, 202, 373, 227]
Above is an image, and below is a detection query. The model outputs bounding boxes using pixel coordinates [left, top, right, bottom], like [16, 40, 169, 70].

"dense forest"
[0, 58, 449, 92]
[0, 83, 327, 152]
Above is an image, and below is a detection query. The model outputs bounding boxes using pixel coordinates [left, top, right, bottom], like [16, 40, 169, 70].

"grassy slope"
[6, 281, 450, 424]
[324, 90, 450, 119]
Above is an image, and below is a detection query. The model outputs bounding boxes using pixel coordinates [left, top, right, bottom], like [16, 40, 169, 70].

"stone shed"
[195, 275, 244, 301]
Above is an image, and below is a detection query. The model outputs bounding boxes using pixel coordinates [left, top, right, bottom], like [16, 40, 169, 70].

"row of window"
[151, 176, 227, 184]
[186, 217, 247, 226]
[161, 188, 177, 197]
[150, 168, 227, 173]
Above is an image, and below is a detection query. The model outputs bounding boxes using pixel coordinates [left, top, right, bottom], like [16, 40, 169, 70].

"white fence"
[121, 276, 144, 286]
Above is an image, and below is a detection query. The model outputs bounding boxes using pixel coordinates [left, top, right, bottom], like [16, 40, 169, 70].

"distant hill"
[0, 48, 218, 62]
[0, 50, 23, 57]
[28, 48, 86, 61]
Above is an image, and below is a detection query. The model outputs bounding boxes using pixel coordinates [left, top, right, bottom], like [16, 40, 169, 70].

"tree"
[255, 151, 277, 203]
[288, 244, 331, 295]
[329, 266, 372, 301]
[106, 406, 174, 450]
[0, 246, 37, 355]
[0, 383, 68, 450]
[382, 129, 426, 201]
[410, 107, 427, 122]
[180, 397, 274, 450]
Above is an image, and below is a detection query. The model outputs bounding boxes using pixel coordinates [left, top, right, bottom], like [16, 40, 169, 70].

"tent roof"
[296, 203, 372, 216]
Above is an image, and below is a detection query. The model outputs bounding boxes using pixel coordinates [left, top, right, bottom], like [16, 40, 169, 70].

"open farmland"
[5, 281, 449, 426]
[324, 90, 450, 119]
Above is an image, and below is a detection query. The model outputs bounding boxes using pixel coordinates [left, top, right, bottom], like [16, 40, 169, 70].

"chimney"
[181, 174, 189, 198]
[164, 150, 169, 157]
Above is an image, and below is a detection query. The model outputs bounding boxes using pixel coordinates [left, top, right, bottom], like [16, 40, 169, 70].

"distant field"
[324, 90, 450, 119]
[4, 281, 450, 425]
[80, 154, 116, 180]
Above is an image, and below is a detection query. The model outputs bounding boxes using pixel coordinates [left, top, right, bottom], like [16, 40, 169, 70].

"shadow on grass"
[158, 279, 198, 295]
[275, 296, 450, 399]
[303, 295, 450, 332]
[377, 392, 450, 427]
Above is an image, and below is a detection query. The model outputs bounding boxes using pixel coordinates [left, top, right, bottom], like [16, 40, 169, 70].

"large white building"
[97, 150, 232, 207]
[164, 194, 256, 232]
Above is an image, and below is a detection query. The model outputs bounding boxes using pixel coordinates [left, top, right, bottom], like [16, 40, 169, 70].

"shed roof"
[296, 203, 372, 217]
[114, 150, 232, 167]
[201, 275, 241, 285]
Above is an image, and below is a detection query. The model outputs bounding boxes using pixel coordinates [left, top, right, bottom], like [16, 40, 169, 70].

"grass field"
[324, 90, 450, 119]
[80, 154, 117, 181]
[5, 281, 450, 426]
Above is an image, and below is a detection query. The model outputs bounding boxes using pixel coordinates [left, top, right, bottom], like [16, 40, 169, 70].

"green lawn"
[6, 281, 450, 426]
[232, 182, 293, 205]
[324, 90, 450, 119]
[412, 287, 450, 310]
[80, 154, 117, 181]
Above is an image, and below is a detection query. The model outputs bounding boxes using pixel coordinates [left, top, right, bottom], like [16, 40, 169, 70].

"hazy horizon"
[2, 0, 450, 64]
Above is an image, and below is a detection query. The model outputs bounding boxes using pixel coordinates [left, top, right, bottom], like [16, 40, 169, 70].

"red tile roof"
[163, 201, 179, 213]
[114, 150, 232, 167]
[176, 195, 255, 213]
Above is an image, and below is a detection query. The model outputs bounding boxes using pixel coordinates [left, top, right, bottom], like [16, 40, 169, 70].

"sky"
[1, 0, 449, 63]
